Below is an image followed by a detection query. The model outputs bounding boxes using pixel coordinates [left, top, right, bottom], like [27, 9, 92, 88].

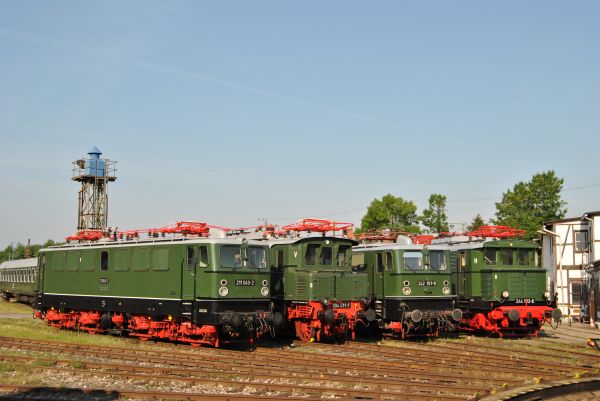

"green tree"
[494, 170, 567, 240]
[467, 214, 486, 232]
[360, 194, 420, 234]
[421, 193, 449, 233]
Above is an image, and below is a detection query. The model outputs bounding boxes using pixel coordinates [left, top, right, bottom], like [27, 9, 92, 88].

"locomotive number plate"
[515, 298, 535, 304]
[235, 279, 256, 286]
[332, 302, 350, 309]
[417, 280, 437, 286]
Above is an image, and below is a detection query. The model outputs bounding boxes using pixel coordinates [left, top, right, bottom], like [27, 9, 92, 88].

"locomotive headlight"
[262, 279, 268, 287]
[219, 286, 229, 297]
[261, 286, 269, 296]
[501, 290, 509, 298]
[544, 290, 551, 299]
[402, 287, 412, 296]
[220, 279, 228, 287]
[442, 286, 451, 295]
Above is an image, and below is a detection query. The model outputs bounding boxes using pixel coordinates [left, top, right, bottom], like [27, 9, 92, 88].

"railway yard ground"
[0, 301, 599, 401]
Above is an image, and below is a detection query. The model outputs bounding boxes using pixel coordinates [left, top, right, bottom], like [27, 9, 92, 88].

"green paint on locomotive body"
[353, 244, 454, 301]
[37, 237, 271, 324]
[268, 236, 367, 303]
[450, 239, 548, 305]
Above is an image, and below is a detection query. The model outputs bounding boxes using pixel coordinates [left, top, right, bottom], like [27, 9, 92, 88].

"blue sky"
[1, 1, 599, 246]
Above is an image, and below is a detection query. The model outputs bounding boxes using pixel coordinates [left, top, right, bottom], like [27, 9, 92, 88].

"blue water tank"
[85, 147, 105, 177]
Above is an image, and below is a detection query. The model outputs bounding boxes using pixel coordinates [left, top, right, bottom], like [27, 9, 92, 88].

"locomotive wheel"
[295, 321, 313, 342]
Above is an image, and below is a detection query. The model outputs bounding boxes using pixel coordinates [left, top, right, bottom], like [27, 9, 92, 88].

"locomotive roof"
[0, 258, 38, 269]
[41, 237, 268, 252]
[265, 236, 357, 246]
[446, 239, 538, 250]
[352, 243, 450, 252]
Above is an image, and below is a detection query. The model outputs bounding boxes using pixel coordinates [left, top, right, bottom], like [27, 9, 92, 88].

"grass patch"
[0, 301, 32, 314]
[0, 361, 15, 372]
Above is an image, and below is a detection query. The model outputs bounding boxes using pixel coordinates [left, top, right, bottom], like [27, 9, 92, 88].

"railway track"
[480, 378, 600, 401]
[1, 335, 599, 401]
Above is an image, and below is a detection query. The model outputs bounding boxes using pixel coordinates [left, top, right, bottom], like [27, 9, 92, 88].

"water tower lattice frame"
[72, 149, 117, 231]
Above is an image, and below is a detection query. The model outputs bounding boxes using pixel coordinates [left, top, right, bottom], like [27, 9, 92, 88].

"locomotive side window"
[429, 251, 447, 270]
[376, 253, 383, 273]
[352, 252, 365, 270]
[501, 249, 513, 265]
[221, 246, 242, 268]
[187, 247, 196, 270]
[321, 247, 333, 265]
[484, 248, 497, 265]
[100, 251, 109, 271]
[337, 245, 351, 266]
[384, 252, 393, 271]
[199, 246, 209, 267]
[404, 252, 423, 270]
[248, 247, 267, 268]
[277, 249, 285, 269]
[305, 244, 319, 266]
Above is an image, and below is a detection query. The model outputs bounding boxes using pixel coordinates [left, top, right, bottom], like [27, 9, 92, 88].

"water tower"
[72, 147, 117, 231]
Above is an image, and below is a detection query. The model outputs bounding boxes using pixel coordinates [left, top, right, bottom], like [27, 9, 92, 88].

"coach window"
[501, 249, 513, 265]
[404, 252, 424, 271]
[101, 251, 109, 270]
[484, 248, 497, 265]
[248, 247, 267, 269]
[305, 244, 319, 266]
[321, 247, 333, 265]
[221, 246, 242, 268]
[429, 251, 447, 270]
[199, 246, 209, 268]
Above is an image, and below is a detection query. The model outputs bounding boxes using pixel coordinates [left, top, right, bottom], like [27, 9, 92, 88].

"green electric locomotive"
[444, 226, 562, 337]
[268, 222, 374, 342]
[0, 258, 38, 305]
[353, 237, 462, 338]
[35, 222, 277, 347]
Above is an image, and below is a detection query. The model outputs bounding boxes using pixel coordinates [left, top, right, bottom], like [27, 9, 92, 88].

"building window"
[571, 282, 582, 305]
[575, 231, 589, 252]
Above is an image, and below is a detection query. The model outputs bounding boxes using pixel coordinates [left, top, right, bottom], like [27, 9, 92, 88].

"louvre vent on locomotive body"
[353, 230, 462, 339]
[33, 221, 280, 348]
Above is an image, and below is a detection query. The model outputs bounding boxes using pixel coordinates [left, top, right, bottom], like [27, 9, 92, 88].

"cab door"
[373, 252, 385, 298]
[182, 246, 196, 300]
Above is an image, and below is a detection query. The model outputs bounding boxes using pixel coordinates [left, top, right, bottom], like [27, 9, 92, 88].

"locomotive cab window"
[384, 252, 393, 271]
[305, 244, 319, 266]
[352, 252, 365, 271]
[321, 247, 333, 265]
[276, 249, 285, 271]
[221, 246, 242, 268]
[517, 249, 531, 266]
[337, 245, 351, 266]
[501, 249, 513, 265]
[247, 247, 267, 269]
[100, 251, 109, 270]
[429, 251, 447, 270]
[484, 248, 497, 265]
[404, 252, 423, 271]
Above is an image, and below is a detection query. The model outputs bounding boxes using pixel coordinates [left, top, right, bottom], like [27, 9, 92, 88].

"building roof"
[544, 211, 600, 225]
